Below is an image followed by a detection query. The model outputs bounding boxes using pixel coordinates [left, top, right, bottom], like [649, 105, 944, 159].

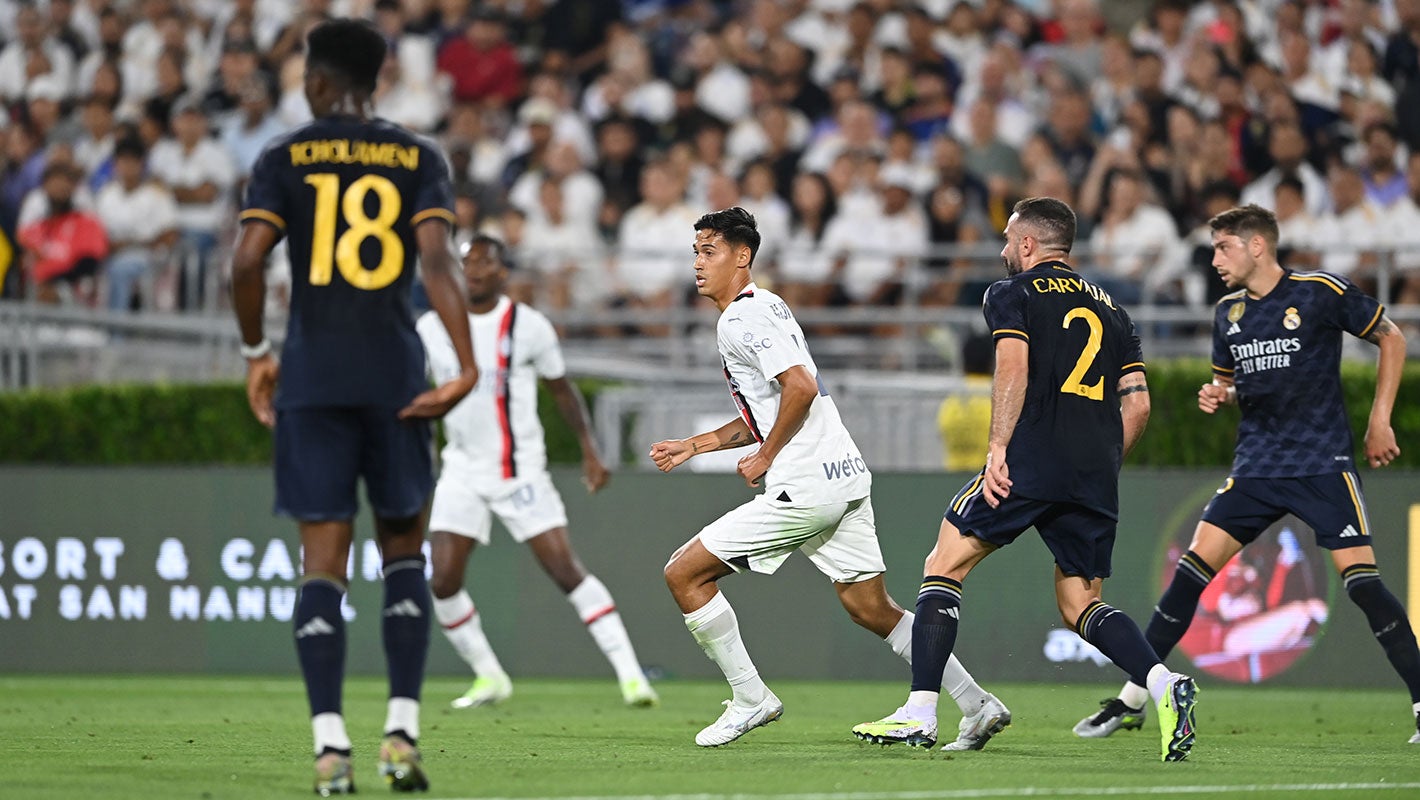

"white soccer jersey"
[417, 297, 565, 484]
[716, 283, 871, 506]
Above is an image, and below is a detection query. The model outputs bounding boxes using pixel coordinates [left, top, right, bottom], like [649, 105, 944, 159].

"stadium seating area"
[3, 0, 1420, 322]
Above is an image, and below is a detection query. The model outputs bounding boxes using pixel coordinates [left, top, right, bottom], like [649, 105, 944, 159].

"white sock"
[568, 575, 645, 684]
[907, 690, 940, 718]
[683, 590, 768, 706]
[1120, 681, 1150, 710]
[1144, 664, 1172, 705]
[384, 697, 420, 742]
[312, 712, 351, 755]
[887, 611, 987, 715]
[433, 590, 506, 679]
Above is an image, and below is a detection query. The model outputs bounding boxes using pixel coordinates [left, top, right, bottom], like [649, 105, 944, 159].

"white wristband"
[240, 337, 272, 360]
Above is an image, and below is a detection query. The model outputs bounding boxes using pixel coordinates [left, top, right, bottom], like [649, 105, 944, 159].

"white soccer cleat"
[621, 676, 660, 707]
[451, 673, 513, 709]
[1409, 711, 1420, 744]
[941, 693, 1012, 751]
[695, 692, 784, 747]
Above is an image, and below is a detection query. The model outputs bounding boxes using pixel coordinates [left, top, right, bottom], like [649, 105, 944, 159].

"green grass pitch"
[9, 675, 1420, 799]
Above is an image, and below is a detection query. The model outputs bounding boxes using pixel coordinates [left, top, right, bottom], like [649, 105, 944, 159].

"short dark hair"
[112, 136, 146, 161]
[1209, 204, 1278, 255]
[306, 19, 386, 94]
[693, 206, 761, 265]
[469, 234, 512, 269]
[1011, 196, 1076, 254]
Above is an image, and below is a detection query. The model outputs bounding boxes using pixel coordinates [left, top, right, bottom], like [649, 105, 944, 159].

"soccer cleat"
[941, 693, 1012, 751]
[695, 692, 784, 747]
[1073, 697, 1147, 738]
[378, 734, 429, 792]
[1408, 711, 1420, 744]
[313, 751, 354, 796]
[1157, 673, 1198, 762]
[451, 673, 513, 709]
[851, 706, 938, 748]
[621, 676, 660, 707]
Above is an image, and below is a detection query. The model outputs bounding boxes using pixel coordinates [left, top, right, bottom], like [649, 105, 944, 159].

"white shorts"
[428, 468, 568, 545]
[696, 494, 885, 583]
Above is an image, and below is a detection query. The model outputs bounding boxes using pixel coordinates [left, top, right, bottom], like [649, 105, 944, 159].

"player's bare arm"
[1198, 375, 1236, 414]
[649, 418, 754, 473]
[401, 221, 478, 420]
[231, 218, 282, 428]
[1117, 373, 1150, 457]
[1362, 315, 1404, 468]
[545, 375, 610, 493]
[983, 337, 1028, 506]
[736, 364, 816, 489]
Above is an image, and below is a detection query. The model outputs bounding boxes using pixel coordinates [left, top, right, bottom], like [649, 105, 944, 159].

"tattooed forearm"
[1365, 316, 1398, 345]
[721, 431, 746, 450]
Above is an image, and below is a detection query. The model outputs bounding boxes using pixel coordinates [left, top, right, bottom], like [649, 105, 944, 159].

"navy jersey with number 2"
[982, 260, 1146, 518]
[241, 116, 456, 409]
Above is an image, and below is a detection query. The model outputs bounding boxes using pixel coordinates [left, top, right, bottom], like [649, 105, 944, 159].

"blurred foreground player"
[231, 18, 477, 795]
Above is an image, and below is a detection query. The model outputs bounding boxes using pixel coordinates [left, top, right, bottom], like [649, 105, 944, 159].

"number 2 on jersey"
[304, 173, 403, 290]
[1060, 306, 1104, 401]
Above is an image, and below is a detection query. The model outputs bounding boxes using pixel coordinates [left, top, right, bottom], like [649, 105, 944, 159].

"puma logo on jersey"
[295, 616, 336, 638]
[1339, 525, 1361, 538]
[383, 599, 424, 618]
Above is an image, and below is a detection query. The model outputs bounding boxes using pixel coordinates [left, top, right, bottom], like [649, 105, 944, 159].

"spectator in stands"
[94, 137, 178, 311]
[592, 116, 645, 227]
[221, 76, 286, 183]
[442, 102, 507, 187]
[201, 38, 262, 124]
[437, 7, 523, 109]
[1273, 176, 1319, 271]
[501, 98, 557, 190]
[1384, 149, 1420, 307]
[738, 159, 791, 268]
[147, 95, 235, 309]
[764, 37, 831, 123]
[1088, 167, 1183, 304]
[779, 171, 837, 310]
[683, 29, 751, 126]
[0, 3, 76, 104]
[18, 162, 107, 305]
[16, 146, 95, 231]
[614, 159, 699, 332]
[952, 47, 1035, 150]
[509, 140, 603, 231]
[1311, 163, 1386, 281]
[1037, 0, 1104, 88]
[899, 64, 953, 143]
[823, 162, 928, 309]
[74, 95, 117, 185]
[1041, 90, 1098, 189]
[1359, 121, 1408, 209]
[802, 99, 885, 175]
[542, 0, 621, 82]
[25, 75, 74, 146]
[1241, 122, 1329, 215]
[523, 177, 604, 313]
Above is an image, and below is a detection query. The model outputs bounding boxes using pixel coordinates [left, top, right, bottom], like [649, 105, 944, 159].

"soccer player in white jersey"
[651, 207, 1009, 748]
[417, 235, 659, 710]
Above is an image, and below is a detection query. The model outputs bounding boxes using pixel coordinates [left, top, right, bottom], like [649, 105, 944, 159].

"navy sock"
[1078, 601, 1161, 688]
[383, 556, 432, 701]
[1344, 564, 1420, 704]
[1145, 550, 1216, 661]
[910, 576, 962, 693]
[294, 578, 346, 717]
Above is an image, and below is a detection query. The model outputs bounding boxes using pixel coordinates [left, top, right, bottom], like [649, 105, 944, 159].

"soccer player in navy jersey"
[1075, 204, 1420, 745]
[230, 19, 477, 795]
[854, 197, 1200, 762]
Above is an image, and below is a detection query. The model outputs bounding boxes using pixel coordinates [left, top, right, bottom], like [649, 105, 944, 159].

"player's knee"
[428, 570, 463, 600]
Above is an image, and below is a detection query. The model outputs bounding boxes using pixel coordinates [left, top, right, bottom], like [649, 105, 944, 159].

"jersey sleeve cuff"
[1120, 361, 1146, 375]
[1356, 304, 1385, 339]
[992, 328, 1029, 342]
[1211, 364, 1234, 376]
[411, 208, 456, 226]
[239, 208, 286, 230]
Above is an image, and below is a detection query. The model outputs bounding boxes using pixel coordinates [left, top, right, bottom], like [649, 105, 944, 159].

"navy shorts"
[1201, 472, 1373, 550]
[943, 471, 1116, 579]
[274, 406, 433, 522]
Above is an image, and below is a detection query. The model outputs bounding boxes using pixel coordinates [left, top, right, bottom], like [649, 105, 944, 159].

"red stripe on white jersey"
[495, 303, 517, 479]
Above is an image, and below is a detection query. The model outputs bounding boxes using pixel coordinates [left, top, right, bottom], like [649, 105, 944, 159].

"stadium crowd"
[4, 0, 1420, 316]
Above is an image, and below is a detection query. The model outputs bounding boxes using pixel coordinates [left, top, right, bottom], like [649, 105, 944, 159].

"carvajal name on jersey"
[1029, 275, 1116, 309]
[822, 452, 868, 480]
[1229, 336, 1302, 374]
[288, 139, 421, 170]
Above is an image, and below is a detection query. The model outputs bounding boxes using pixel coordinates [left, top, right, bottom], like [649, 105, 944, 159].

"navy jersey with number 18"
[241, 116, 456, 409]
[982, 261, 1146, 518]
